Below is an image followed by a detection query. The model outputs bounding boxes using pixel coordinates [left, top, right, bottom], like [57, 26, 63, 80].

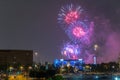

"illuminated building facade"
[54, 59, 84, 71]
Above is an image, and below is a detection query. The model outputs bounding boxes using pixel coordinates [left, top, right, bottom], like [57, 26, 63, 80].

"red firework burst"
[72, 27, 85, 38]
[64, 11, 79, 24]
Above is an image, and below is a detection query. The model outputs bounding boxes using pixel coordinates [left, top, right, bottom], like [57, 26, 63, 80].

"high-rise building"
[93, 56, 97, 64]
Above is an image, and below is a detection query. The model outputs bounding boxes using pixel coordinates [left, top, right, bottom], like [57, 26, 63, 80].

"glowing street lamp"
[20, 66, 24, 72]
[94, 44, 98, 51]
[9, 66, 13, 70]
[9, 66, 13, 72]
[28, 66, 32, 70]
[35, 52, 38, 56]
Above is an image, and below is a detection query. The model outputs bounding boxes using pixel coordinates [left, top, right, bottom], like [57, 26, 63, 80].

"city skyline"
[0, 0, 120, 63]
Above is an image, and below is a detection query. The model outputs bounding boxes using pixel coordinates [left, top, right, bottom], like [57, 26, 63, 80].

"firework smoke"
[93, 16, 120, 63]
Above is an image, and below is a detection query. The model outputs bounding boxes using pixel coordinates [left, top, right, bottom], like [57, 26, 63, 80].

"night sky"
[0, 0, 120, 63]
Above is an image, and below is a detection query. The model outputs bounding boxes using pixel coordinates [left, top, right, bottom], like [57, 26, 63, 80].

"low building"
[0, 50, 33, 65]
[54, 59, 85, 71]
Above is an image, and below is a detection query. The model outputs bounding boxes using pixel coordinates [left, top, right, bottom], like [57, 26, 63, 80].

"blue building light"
[60, 59, 64, 61]
[78, 59, 82, 61]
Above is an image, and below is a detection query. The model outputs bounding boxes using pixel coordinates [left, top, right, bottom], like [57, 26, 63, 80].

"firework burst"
[65, 21, 90, 44]
[58, 4, 83, 29]
[61, 42, 80, 59]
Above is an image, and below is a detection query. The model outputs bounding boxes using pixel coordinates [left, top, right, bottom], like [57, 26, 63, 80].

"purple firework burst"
[61, 42, 80, 59]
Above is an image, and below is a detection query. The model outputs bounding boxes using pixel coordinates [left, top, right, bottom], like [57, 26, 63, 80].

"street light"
[20, 66, 24, 73]
[9, 66, 13, 71]
[35, 52, 38, 56]
[28, 66, 32, 70]
[34, 52, 38, 64]
[9, 66, 14, 74]
[94, 44, 98, 51]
